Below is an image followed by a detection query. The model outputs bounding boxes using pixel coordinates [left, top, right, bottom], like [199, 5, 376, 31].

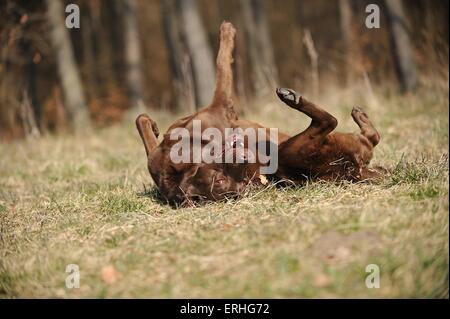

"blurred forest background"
[0, 0, 448, 141]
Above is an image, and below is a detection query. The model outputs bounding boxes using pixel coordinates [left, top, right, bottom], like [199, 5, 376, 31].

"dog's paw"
[351, 106, 367, 116]
[136, 114, 160, 138]
[220, 21, 236, 39]
[276, 88, 302, 107]
[351, 106, 370, 124]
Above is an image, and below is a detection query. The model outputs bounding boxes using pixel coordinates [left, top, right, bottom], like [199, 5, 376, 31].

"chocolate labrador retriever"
[136, 22, 381, 205]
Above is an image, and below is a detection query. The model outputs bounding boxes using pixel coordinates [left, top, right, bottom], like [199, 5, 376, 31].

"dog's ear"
[160, 164, 201, 204]
[184, 164, 201, 180]
[182, 165, 208, 204]
[136, 114, 163, 191]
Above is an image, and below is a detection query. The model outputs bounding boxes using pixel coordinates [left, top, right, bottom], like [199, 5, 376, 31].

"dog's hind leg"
[210, 22, 237, 120]
[351, 107, 385, 181]
[136, 114, 160, 158]
[275, 88, 339, 176]
[351, 107, 380, 147]
[276, 88, 337, 148]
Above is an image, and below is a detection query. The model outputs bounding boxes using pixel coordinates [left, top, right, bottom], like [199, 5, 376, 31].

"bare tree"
[252, 0, 278, 87]
[240, 0, 278, 95]
[161, 0, 196, 111]
[303, 30, 319, 98]
[46, 0, 90, 131]
[123, 0, 145, 114]
[89, 1, 117, 96]
[239, 0, 261, 91]
[339, 0, 354, 83]
[385, 0, 418, 91]
[81, 5, 97, 99]
[177, 0, 216, 108]
[19, 90, 40, 138]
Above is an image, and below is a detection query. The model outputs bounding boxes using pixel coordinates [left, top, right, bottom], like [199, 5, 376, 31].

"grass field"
[0, 85, 448, 298]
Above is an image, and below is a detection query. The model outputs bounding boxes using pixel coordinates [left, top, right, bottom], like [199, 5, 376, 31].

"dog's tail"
[136, 114, 160, 157]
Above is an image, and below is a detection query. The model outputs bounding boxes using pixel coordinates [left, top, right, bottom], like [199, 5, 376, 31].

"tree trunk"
[21, 38, 42, 132]
[252, 0, 278, 87]
[81, 8, 98, 99]
[240, 0, 278, 95]
[177, 0, 216, 108]
[46, 0, 90, 131]
[385, 0, 418, 91]
[161, 0, 196, 111]
[93, 1, 117, 96]
[339, 0, 354, 84]
[303, 29, 319, 98]
[123, 0, 145, 114]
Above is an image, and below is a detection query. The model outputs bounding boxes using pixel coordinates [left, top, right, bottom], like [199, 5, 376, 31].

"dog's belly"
[275, 133, 372, 183]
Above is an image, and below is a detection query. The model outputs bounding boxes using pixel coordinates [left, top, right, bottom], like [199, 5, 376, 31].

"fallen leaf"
[101, 265, 121, 285]
[259, 174, 268, 185]
[314, 273, 332, 288]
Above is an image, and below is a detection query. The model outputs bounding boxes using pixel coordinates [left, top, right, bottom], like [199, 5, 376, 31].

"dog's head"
[148, 129, 258, 206]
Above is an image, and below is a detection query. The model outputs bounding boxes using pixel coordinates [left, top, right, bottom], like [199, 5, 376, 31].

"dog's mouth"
[220, 134, 255, 163]
[225, 134, 244, 151]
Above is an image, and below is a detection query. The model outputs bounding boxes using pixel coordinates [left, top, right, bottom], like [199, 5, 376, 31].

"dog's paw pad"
[220, 22, 236, 38]
[276, 88, 301, 104]
[352, 106, 369, 117]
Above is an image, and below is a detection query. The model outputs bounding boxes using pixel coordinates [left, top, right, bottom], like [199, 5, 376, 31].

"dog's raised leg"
[350, 107, 384, 180]
[276, 88, 338, 168]
[210, 22, 237, 121]
[351, 107, 380, 147]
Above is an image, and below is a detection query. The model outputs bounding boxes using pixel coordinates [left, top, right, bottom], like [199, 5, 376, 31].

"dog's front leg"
[210, 22, 237, 121]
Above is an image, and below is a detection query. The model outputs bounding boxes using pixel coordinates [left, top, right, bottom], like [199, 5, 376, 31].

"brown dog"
[136, 22, 260, 204]
[136, 22, 381, 205]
